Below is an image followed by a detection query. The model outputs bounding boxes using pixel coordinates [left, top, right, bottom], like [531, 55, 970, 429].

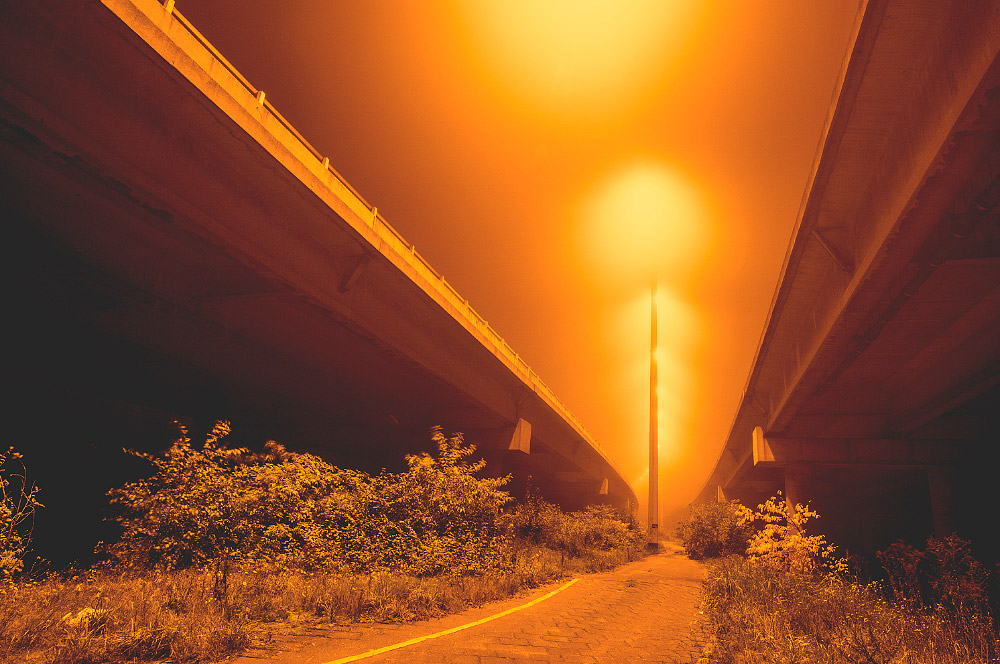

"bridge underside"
[701, 0, 1000, 559]
[1, 0, 634, 564]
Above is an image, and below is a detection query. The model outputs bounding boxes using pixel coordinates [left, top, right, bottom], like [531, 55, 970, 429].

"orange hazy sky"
[180, 0, 862, 521]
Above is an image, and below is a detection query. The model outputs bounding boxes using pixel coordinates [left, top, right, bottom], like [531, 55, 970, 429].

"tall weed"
[700, 495, 997, 663]
[0, 447, 42, 578]
[1, 541, 622, 663]
[704, 556, 998, 663]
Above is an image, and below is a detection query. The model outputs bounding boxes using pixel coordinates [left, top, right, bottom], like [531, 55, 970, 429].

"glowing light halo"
[580, 160, 709, 285]
[454, 0, 694, 117]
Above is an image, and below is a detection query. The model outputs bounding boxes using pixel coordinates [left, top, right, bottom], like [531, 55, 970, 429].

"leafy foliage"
[107, 422, 512, 575]
[704, 555, 998, 664]
[675, 493, 845, 573]
[924, 534, 991, 616]
[363, 426, 513, 575]
[3, 421, 650, 663]
[879, 534, 991, 618]
[746, 491, 845, 576]
[0, 447, 42, 578]
[700, 497, 998, 662]
[675, 499, 753, 559]
[505, 490, 645, 569]
[878, 539, 926, 610]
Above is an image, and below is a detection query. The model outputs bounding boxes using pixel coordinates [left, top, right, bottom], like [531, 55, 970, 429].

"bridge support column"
[508, 418, 531, 453]
[927, 467, 955, 537]
[783, 464, 812, 531]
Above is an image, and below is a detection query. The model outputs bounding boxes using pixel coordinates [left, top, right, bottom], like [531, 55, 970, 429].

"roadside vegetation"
[677, 494, 999, 663]
[1, 422, 644, 664]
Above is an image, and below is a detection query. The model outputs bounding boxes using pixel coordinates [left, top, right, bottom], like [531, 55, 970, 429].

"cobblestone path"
[231, 552, 708, 664]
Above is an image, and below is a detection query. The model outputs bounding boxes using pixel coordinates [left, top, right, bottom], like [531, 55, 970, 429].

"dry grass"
[1, 426, 646, 663]
[1, 544, 642, 663]
[703, 556, 999, 664]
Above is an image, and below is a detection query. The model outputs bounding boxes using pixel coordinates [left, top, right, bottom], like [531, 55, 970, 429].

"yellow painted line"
[322, 577, 580, 664]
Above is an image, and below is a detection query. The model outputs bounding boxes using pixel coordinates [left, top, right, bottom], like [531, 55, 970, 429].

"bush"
[704, 555, 999, 664]
[924, 534, 991, 616]
[0, 446, 42, 578]
[746, 491, 845, 576]
[702, 500, 997, 663]
[505, 492, 645, 567]
[4, 422, 653, 663]
[371, 426, 513, 575]
[107, 422, 512, 575]
[878, 539, 924, 609]
[560, 505, 644, 556]
[879, 534, 991, 618]
[106, 421, 332, 570]
[675, 500, 753, 559]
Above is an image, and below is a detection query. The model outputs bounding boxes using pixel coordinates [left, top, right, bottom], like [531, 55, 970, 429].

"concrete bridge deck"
[697, 0, 999, 557]
[1, 0, 635, 562]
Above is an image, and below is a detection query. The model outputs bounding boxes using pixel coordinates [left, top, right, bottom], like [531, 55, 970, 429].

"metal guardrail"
[158, 0, 622, 480]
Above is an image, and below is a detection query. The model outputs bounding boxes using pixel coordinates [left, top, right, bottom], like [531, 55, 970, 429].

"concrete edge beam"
[752, 426, 966, 468]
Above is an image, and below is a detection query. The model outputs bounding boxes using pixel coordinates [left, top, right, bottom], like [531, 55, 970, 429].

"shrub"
[924, 533, 991, 616]
[878, 539, 924, 609]
[704, 555, 999, 664]
[365, 426, 513, 575]
[675, 500, 753, 559]
[505, 489, 561, 546]
[562, 505, 644, 555]
[5, 422, 652, 663]
[879, 534, 991, 618]
[0, 446, 42, 578]
[105, 421, 329, 570]
[107, 422, 512, 575]
[703, 501, 997, 663]
[746, 491, 845, 576]
[505, 492, 645, 567]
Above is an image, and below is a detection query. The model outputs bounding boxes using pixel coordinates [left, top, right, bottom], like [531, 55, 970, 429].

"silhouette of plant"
[923, 533, 990, 617]
[878, 539, 924, 609]
[704, 512, 997, 663]
[0, 446, 42, 578]
[880, 533, 992, 624]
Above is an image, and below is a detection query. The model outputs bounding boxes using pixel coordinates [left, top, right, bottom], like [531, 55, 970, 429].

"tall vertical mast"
[649, 278, 659, 545]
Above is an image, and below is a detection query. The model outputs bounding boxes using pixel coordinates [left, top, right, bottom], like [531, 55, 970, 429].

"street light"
[580, 162, 703, 546]
[648, 277, 659, 550]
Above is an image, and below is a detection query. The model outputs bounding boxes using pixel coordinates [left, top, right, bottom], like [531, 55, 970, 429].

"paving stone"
[229, 553, 708, 664]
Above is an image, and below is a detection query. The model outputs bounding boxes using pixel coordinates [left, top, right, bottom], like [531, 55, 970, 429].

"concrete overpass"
[0, 0, 636, 550]
[697, 0, 999, 556]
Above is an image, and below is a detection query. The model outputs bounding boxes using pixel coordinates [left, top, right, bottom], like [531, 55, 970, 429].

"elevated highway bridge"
[698, 0, 999, 556]
[0, 0, 636, 555]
